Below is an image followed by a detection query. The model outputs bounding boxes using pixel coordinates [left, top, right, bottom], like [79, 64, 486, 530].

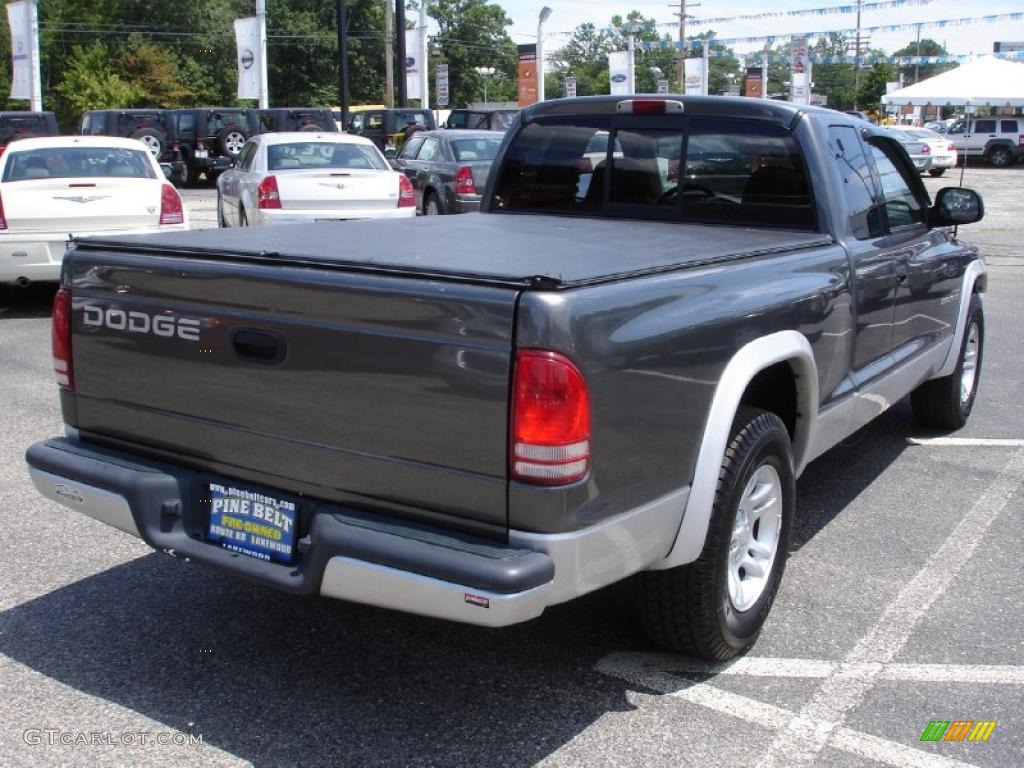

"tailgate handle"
[231, 328, 286, 365]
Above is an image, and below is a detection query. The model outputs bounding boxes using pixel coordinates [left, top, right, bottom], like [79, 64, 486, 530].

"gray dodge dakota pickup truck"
[27, 96, 987, 660]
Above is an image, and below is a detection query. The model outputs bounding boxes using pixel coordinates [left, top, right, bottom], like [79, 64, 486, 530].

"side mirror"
[383, 147, 397, 160]
[930, 187, 984, 227]
[159, 163, 173, 180]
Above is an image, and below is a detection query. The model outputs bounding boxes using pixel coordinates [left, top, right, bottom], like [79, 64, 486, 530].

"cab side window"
[417, 137, 440, 162]
[399, 135, 425, 160]
[867, 139, 926, 230]
[827, 125, 880, 239]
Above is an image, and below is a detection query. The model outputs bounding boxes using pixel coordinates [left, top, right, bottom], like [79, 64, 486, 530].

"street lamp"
[537, 6, 553, 102]
[475, 66, 496, 104]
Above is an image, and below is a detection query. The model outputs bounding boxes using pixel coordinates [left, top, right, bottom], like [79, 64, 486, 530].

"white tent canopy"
[882, 57, 1024, 107]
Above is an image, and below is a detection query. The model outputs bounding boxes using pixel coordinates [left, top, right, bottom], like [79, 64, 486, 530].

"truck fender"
[934, 259, 987, 379]
[650, 330, 819, 571]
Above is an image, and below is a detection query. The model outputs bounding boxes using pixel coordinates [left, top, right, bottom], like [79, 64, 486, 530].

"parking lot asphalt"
[1, 167, 1022, 768]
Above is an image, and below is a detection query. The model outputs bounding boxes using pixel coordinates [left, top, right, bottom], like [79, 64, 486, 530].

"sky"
[495, 0, 1024, 59]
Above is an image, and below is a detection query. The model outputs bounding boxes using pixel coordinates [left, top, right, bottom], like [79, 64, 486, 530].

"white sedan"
[887, 126, 959, 177]
[0, 135, 188, 286]
[216, 132, 416, 226]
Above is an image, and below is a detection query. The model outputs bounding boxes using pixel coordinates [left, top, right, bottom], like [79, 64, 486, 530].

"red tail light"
[0, 188, 6, 230]
[196, 139, 206, 151]
[1019, 134, 1024, 148]
[159, 184, 184, 225]
[921, 144, 931, 155]
[511, 350, 590, 485]
[454, 165, 477, 195]
[948, 142, 956, 152]
[52, 288, 73, 390]
[258, 175, 281, 209]
[398, 174, 415, 207]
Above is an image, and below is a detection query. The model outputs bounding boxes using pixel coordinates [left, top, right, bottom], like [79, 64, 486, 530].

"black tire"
[424, 193, 442, 215]
[638, 407, 795, 660]
[216, 126, 248, 157]
[987, 146, 1011, 168]
[928, 168, 946, 177]
[239, 207, 248, 227]
[129, 127, 166, 158]
[911, 293, 983, 430]
[217, 194, 227, 228]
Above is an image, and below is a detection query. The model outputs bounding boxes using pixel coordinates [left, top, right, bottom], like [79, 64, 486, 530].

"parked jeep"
[167, 108, 261, 184]
[259, 108, 338, 133]
[946, 116, 1024, 167]
[346, 108, 436, 153]
[80, 109, 175, 160]
[0, 111, 59, 155]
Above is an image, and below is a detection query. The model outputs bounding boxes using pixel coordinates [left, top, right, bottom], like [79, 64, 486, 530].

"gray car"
[883, 128, 932, 173]
[392, 129, 505, 214]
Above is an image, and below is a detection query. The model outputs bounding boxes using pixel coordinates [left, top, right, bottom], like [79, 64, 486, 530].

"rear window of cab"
[491, 116, 815, 230]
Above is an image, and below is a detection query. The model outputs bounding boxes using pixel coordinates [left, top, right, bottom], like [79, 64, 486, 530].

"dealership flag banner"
[405, 28, 423, 101]
[518, 45, 538, 107]
[790, 36, 811, 105]
[684, 58, 704, 95]
[234, 17, 262, 100]
[436, 64, 449, 106]
[608, 51, 630, 95]
[6, 1, 34, 100]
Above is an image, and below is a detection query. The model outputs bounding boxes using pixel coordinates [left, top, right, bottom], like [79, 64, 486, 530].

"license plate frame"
[207, 482, 298, 564]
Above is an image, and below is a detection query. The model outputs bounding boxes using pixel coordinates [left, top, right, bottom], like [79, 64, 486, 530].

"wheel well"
[740, 362, 797, 438]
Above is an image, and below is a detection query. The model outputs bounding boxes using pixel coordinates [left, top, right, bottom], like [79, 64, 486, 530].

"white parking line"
[907, 437, 1024, 447]
[598, 652, 1024, 685]
[755, 448, 1024, 767]
[594, 656, 980, 768]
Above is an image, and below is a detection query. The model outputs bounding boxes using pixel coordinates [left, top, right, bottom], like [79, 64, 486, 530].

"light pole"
[475, 66, 496, 105]
[537, 6, 553, 102]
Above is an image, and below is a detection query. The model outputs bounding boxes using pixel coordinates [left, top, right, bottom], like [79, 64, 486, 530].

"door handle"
[894, 263, 909, 284]
[231, 328, 286, 365]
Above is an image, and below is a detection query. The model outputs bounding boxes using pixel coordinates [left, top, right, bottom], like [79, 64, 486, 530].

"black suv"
[167, 108, 261, 184]
[0, 111, 59, 153]
[80, 109, 176, 160]
[258, 108, 337, 133]
[443, 109, 519, 132]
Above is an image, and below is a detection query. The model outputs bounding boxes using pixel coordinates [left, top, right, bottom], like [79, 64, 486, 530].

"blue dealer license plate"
[207, 482, 297, 564]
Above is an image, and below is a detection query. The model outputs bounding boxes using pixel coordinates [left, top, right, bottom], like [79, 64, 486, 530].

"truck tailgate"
[62, 246, 516, 534]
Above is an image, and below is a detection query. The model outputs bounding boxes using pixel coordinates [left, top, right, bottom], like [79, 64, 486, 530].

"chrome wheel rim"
[225, 132, 246, 154]
[140, 134, 161, 156]
[960, 321, 980, 404]
[728, 463, 783, 612]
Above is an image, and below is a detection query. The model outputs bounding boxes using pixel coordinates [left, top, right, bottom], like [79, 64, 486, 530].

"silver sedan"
[216, 132, 416, 226]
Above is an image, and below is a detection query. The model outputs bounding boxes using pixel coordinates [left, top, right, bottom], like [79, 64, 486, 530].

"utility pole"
[256, 0, 269, 108]
[671, 0, 700, 93]
[337, 0, 350, 129]
[853, 0, 862, 109]
[914, 23, 922, 84]
[385, 1, 395, 107]
[396, 0, 408, 106]
[419, 2, 429, 109]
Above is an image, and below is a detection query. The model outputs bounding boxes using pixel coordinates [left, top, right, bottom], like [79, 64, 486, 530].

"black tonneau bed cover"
[76, 214, 833, 290]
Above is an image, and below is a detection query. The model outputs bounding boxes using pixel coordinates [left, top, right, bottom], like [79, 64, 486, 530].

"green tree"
[119, 42, 195, 107]
[892, 38, 955, 86]
[427, 0, 517, 107]
[56, 46, 144, 123]
[856, 60, 897, 112]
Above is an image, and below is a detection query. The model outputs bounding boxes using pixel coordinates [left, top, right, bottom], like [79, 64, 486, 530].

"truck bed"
[76, 214, 833, 289]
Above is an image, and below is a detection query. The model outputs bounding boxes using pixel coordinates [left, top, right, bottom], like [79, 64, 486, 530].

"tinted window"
[868, 141, 925, 229]
[238, 142, 257, 170]
[681, 119, 813, 228]
[397, 110, 430, 128]
[1000, 120, 1019, 133]
[175, 114, 196, 136]
[209, 112, 250, 134]
[258, 111, 277, 131]
[3, 147, 155, 181]
[451, 138, 502, 162]
[493, 117, 813, 229]
[973, 120, 996, 134]
[0, 114, 51, 142]
[266, 141, 387, 171]
[417, 137, 440, 162]
[399, 135, 425, 159]
[827, 126, 878, 239]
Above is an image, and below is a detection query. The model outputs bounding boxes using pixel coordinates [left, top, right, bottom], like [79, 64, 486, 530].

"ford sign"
[611, 74, 627, 83]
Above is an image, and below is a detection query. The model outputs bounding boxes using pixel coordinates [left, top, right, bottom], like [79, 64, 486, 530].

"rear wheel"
[911, 293, 984, 430]
[928, 168, 946, 177]
[239, 207, 249, 227]
[987, 146, 1011, 168]
[217, 127, 248, 157]
[638, 407, 795, 660]
[130, 127, 165, 158]
[217, 195, 227, 228]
